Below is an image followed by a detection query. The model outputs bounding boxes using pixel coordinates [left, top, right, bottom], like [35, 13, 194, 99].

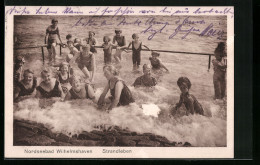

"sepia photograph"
[5, 6, 234, 158]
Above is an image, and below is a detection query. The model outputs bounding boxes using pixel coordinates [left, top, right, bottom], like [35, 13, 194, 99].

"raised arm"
[108, 81, 124, 110]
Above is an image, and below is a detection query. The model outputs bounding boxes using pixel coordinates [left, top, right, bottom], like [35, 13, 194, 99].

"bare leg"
[114, 50, 122, 63]
[81, 67, 91, 80]
[47, 49, 53, 63]
[51, 43, 57, 63]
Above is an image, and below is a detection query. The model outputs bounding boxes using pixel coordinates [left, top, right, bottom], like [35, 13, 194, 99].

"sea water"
[13, 15, 227, 147]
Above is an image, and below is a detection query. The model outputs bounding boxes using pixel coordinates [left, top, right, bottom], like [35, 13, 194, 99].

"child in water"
[64, 75, 95, 101]
[212, 42, 227, 100]
[149, 51, 169, 72]
[85, 31, 98, 54]
[102, 36, 117, 65]
[66, 40, 80, 63]
[69, 44, 96, 83]
[56, 62, 73, 94]
[171, 77, 204, 116]
[126, 33, 150, 71]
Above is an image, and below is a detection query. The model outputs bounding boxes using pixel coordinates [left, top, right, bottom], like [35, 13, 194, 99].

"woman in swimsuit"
[45, 19, 63, 64]
[14, 69, 37, 102]
[98, 65, 135, 111]
[64, 75, 95, 101]
[36, 68, 64, 99]
[69, 44, 96, 83]
[112, 29, 126, 63]
[56, 62, 72, 94]
[126, 33, 150, 71]
[170, 77, 204, 116]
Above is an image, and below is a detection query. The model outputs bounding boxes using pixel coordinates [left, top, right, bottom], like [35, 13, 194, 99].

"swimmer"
[170, 77, 204, 116]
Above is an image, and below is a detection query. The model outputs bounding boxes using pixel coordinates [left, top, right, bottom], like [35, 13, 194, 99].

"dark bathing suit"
[36, 80, 61, 98]
[86, 38, 97, 53]
[113, 36, 126, 46]
[177, 93, 204, 115]
[17, 77, 37, 97]
[58, 73, 69, 84]
[109, 78, 135, 106]
[69, 85, 91, 99]
[149, 57, 161, 69]
[132, 41, 142, 66]
[133, 75, 157, 87]
[46, 26, 59, 49]
[58, 73, 70, 93]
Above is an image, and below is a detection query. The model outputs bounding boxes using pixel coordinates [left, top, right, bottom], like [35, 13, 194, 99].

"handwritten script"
[5, 6, 230, 40]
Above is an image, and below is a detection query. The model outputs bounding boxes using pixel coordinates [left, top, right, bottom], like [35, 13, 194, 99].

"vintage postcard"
[5, 6, 234, 158]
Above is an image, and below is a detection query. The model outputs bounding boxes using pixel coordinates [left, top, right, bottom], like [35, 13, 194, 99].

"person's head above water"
[15, 55, 25, 67]
[51, 19, 58, 27]
[103, 65, 119, 80]
[69, 75, 81, 90]
[66, 34, 72, 40]
[103, 36, 111, 43]
[67, 40, 74, 47]
[59, 62, 69, 73]
[23, 69, 34, 84]
[89, 31, 95, 38]
[41, 68, 53, 83]
[132, 33, 139, 39]
[115, 29, 122, 36]
[143, 64, 151, 76]
[177, 77, 191, 94]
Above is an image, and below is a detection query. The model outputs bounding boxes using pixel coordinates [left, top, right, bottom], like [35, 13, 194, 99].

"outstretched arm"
[159, 60, 169, 72]
[142, 44, 150, 51]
